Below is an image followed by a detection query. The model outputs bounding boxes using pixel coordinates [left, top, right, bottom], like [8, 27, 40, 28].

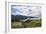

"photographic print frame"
[6, 2, 44, 33]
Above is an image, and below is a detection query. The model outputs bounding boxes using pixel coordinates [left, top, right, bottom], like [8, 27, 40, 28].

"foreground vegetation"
[11, 19, 41, 28]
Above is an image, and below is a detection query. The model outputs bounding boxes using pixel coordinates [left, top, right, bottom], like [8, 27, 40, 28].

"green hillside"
[11, 19, 41, 28]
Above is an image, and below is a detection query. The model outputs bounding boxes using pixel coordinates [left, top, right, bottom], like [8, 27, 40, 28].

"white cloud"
[12, 6, 41, 17]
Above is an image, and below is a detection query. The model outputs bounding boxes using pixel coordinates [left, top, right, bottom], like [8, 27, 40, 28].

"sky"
[11, 5, 41, 18]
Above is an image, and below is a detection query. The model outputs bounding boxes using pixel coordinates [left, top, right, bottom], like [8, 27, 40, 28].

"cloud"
[11, 5, 41, 17]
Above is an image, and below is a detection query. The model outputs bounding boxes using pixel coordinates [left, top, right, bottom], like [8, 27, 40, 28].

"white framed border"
[6, 2, 45, 33]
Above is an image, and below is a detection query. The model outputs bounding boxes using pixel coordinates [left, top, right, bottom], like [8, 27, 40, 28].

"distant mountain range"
[11, 15, 39, 21]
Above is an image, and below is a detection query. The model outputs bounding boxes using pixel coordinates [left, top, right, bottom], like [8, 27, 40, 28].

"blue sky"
[11, 5, 41, 18]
